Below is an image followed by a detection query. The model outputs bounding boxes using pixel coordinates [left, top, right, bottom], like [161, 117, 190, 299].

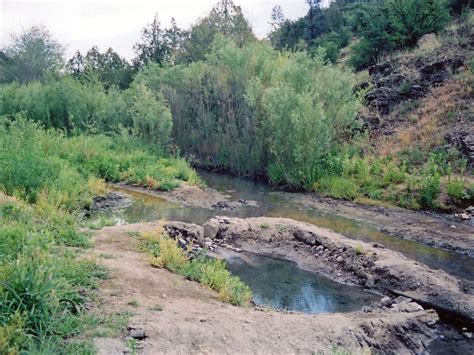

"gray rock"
[129, 329, 147, 340]
[316, 245, 324, 252]
[203, 221, 219, 239]
[336, 256, 344, 263]
[394, 296, 412, 304]
[365, 275, 375, 288]
[402, 302, 424, 313]
[381, 296, 393, 307]
[294, 230, 317, 246]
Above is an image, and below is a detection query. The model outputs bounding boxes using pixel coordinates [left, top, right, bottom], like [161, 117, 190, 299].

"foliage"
[349, 0, 450, 69]
[178, 0, 256, 63]
[0, 195, 107, 352]
[0, 76, 173, 145]
[136, 38, 360, 189]
[133, 15, 184, 68]
[67, 47, 134, 90]
[128, 84, 172, 150]
[0, 25, 64, 84]
[139, 229, 252, 306]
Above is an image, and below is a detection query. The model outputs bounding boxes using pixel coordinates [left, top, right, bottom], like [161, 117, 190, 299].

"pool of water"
[113, 169, 474, 281]
[224, 251, 378, 313]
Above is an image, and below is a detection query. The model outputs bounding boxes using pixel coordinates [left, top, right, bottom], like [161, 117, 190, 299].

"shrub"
[350, 0, 450, 68]
[316, 176, 360, 200]
[446, 178, 469, 201]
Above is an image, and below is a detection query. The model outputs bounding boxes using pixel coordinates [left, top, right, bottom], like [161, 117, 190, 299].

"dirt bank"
[271, 192, 473, 258]
[113, 182, 252, 210]
[92, 222, 443, 354]
[165, 216, 474, 327]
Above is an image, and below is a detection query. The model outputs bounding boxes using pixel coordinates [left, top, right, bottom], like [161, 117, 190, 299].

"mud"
[272, 192, 474, 258]
[113, 182, 252, 210]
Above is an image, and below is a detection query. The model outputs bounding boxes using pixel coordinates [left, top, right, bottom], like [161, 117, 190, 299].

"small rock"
[402, 302, 424, 313]
[450, 225, 457, 229]
[394, 296, 412, 304]
[178, 238, 187, 247]
[362, 306, 373, 313]
[459, 213, 470, 220]
[316, 245, 324, 252]
[463, 332, 473, 339]
[129, 328, 147, 340]
[453, 333, 464, 341]
[381, 296, 393, 307]
[336, 256, 344, 263]
[365, 275, 375, 288]
[203, 221, 219, 239]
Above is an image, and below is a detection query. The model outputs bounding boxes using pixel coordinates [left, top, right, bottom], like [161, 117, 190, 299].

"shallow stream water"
[115, 169, 473, 282]
[223, 250, 378, 313]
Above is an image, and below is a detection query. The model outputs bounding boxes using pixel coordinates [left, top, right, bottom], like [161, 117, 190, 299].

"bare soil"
[113, 182, 245, 210]
[276, 192, 474, 257]
[91, 222, 442, 354]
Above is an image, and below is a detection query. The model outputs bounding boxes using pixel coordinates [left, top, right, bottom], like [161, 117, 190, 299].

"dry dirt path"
[91, 222, 440, 354]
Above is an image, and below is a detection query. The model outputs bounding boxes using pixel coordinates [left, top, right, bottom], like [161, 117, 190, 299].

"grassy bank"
[138, 228, 252, 306]
[0, 119, 197, 352]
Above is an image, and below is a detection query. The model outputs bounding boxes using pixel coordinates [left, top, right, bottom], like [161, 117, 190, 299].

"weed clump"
[138, 229, 252, 306]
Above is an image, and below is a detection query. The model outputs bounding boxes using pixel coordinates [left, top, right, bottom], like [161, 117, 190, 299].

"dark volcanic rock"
[90, 192, 132, 213]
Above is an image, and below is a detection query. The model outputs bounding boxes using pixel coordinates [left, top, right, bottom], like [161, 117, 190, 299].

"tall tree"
[179, 0, 256, 63]
[133, 14, 168, 69]
[0, 26, 64, 83]
[67, 47, 133, 90]
[270, 5, 286, 30]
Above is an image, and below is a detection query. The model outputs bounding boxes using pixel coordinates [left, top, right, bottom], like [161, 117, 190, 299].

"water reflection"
[113, 169, 473, 281]
[225, 252, 378, 313]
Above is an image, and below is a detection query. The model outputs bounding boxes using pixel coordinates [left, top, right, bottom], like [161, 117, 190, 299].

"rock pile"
[89, 192, 132, 214]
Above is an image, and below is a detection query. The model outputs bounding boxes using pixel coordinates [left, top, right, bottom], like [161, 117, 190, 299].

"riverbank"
[91, 222, 444, 354]
[114, 178, 474, 259]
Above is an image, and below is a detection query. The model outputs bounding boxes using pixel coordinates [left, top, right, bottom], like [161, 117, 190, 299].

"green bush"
[136, 39, 360, 188]
[350, 0, 450, 68]
[446, 178, 469, 201]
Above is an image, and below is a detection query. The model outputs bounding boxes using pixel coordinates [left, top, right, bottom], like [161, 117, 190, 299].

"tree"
[178, 0, 256, 63]
[349, 0, 451, 69]
[0, 26, 64, 83]
[67, 47, 133, 90]
[270, 5, 286, 30]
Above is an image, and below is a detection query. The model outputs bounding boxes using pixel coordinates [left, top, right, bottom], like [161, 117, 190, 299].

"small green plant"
[149, 304, 163, 311]
[354, 244, 364, 256]
[446, 178, 468, 202]
[138, 228, 252, 306]
[260, 223, 270, 229]
[127, 299, 139, 307]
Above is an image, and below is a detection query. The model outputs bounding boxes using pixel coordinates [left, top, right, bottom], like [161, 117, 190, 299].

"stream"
[114, 169, 473, 282]
[222, 250, 378, 313]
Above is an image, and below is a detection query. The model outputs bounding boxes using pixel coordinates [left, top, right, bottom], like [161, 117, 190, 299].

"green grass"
[0, 119, 200, 352]
[138, 229, 252, 306]
[311, 151, 470, 212]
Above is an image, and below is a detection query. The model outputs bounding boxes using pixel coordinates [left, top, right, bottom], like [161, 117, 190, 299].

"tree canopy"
[0, 26, 64, 83]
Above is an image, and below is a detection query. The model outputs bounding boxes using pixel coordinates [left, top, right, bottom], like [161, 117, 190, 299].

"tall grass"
[0, 119, 198, 352]
[138, 229, 252, 306]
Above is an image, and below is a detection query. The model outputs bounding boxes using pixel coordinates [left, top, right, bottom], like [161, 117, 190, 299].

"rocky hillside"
[359, 16, 473, 168]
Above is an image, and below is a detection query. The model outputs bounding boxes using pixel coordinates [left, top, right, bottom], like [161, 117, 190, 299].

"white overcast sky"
[0, 0, 321, 60]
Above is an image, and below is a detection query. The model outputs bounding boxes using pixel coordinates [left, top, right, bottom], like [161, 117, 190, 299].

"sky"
[0, 0, 314, 60]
